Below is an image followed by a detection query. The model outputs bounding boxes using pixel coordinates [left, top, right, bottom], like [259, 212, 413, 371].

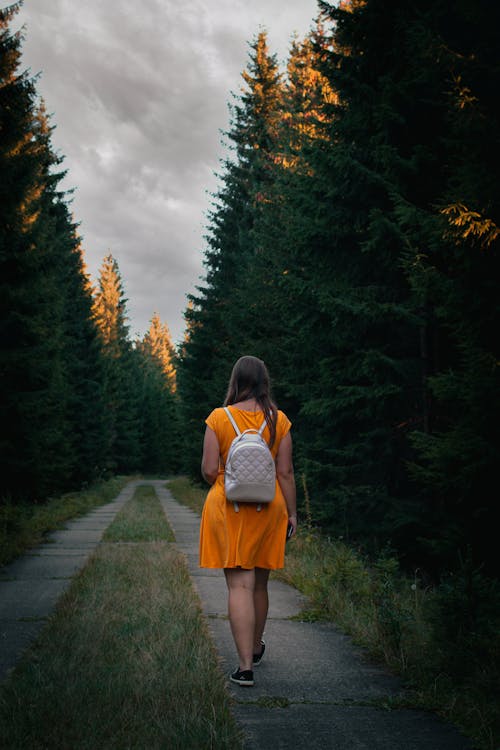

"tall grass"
[278, 531, 500, 750]
[0, 484, 242, 749]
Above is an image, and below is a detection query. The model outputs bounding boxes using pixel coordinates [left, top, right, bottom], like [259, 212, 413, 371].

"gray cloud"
[17, 0, 317, 345]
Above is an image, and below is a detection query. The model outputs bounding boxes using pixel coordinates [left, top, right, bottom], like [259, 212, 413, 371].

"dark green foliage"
[136, 314, 180, 475]
[284, 1, 430, 555]
[92, 255, 142, 474]
[59, 235, 108, 484]
[430, 559, 500, 682]
[93, 257, 181, 476]
[397, 0, 500, 574]
[137, 351, 180, 475]
[0, 6, 97, 499]
[424, 558, 500, 744]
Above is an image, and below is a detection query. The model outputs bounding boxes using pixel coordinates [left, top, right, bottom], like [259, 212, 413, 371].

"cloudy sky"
[16, 0, 319, 345]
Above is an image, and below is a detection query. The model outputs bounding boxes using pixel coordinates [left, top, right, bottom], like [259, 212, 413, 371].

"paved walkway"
[0, 479, 474, 749]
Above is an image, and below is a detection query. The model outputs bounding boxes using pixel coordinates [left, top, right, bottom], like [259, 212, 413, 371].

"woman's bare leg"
[253, 567, 270, 652]
[224, 567, 255, 671]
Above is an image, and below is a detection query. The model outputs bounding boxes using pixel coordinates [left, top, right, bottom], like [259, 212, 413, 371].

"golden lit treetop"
[278, 29, 337, 173]
[141, 312, 177, 392]
[92, 254, 129, 354]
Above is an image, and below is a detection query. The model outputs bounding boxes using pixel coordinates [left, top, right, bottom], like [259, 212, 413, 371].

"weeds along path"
[0, 478, 474, 749]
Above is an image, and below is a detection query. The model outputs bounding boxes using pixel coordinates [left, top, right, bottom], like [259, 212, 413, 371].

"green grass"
[103, 485, 175, 542]
[167, 476, 206, 514]
[0, 482, 243, 749]
[277, 531, 500, 750]
[0, 476, 131, 567]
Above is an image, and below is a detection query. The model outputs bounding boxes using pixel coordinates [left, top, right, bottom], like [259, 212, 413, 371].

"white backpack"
[223, 407, 276, 512]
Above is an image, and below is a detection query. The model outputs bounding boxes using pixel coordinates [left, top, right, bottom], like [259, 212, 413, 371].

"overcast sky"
[16, 0, 319, 346]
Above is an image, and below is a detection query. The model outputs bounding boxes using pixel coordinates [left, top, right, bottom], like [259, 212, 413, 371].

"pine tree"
[92, 254, 130, 355]
[140, 312, 176, 392]
[277, 1, 424, 545]
[137, 313, 180, 474]
[59, 227, 108, 485]
[1, 3, 45, 498]
[178, 31, 285, 477]
[0, 7, 77, 497]
[92, 254, 141, 473]
[238, 25, 337, 407]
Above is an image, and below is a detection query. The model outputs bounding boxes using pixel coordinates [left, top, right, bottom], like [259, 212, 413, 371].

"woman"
[199, 355, 297, 687]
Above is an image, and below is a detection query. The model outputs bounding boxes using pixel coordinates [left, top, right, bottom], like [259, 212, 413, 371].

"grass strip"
[0, 543, 242, 748]
[0, 476, 130, 567]
[103, 485, 175, 542]
[167, 476, 206, 515]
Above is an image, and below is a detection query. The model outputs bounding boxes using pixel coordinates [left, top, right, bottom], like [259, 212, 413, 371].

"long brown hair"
[223, 355, 277, 447]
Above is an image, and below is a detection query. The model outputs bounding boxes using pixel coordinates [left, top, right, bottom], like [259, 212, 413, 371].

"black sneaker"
[253, 640, 266, 666]
[230, 668, 254, 687]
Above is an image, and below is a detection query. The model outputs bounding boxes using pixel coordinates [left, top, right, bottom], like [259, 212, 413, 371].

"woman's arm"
[201, 425, 220, 485]
[276, 432, 297, 535]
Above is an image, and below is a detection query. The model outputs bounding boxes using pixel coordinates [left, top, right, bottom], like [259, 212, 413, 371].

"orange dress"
[199, 406, 292, 570]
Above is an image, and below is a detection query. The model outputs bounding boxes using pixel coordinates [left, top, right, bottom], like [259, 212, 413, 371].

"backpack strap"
[256, 418, 268, 512]
[224, 406, 267, 438]
[223, 407, 240, 512]
[223, 406, 241, 436]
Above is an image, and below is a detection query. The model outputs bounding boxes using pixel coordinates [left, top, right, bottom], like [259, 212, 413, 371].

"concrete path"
[0, 479, 474, 749]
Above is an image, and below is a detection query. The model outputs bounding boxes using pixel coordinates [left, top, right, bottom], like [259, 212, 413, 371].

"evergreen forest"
[180, 0, 500, 581]
[0, 4, 179, 494]
[1, 0, 499, 742]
